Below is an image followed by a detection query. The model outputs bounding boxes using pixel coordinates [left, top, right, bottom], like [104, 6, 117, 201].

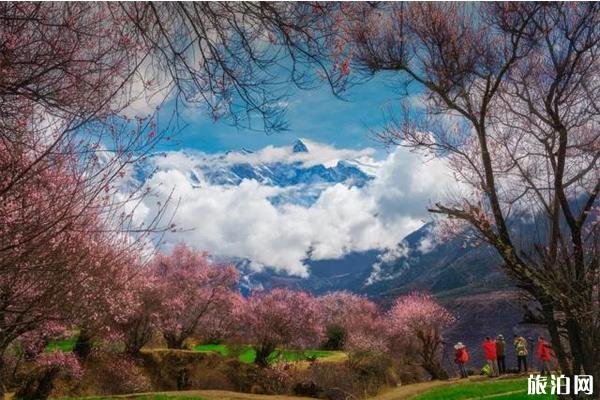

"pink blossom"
[36, 352, 83, 379]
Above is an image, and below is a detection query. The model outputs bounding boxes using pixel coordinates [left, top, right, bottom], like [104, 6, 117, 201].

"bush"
[307, 362, 356, 399]
[91, 355, 151, 394]
[222, 359, 261, 393]
[222, 359, 297, 395]
[140, 349, 221, 390]
[348, 351, 398, 396]
[350, 352, 397, 380]
[293, 381, 321, 397]
[395, 363, 424, 385]
[15, 352, 82, 400]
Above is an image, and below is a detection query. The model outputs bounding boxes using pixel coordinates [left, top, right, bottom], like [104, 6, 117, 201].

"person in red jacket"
[536, 336, 553, 375]
[482, 336, 499, 377]
[454, 342, 469, 378]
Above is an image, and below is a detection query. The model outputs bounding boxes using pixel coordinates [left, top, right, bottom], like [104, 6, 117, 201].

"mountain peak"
[292, 139, 309, 153]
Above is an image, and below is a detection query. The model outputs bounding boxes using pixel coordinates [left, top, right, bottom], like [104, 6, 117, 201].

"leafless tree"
[337, 2, 599, 392]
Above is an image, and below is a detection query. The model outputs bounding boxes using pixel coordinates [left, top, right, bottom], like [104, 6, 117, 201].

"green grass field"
[412, 378, 557, 400]
[192, 343, 339, 364]
[45, 337, 339, 365]
[46, 336, 77, 352]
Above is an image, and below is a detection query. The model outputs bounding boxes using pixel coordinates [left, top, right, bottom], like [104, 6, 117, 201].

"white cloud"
[366, 244, 410, 285]
[223, 138, 376, 168]
[135, 142, 456, 277]
[417, 235, 436, 254]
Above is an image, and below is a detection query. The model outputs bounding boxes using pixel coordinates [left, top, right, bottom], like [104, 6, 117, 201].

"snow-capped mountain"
[234, 222, 512, 297]
[129, 138, 472, 282]
[133, 139, 375, 206]
[140, 140, 372, 186]
[197, 156, 372, 189]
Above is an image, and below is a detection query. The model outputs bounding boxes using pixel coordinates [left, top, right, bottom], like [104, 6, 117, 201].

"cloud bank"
[136, 141, 455, 277]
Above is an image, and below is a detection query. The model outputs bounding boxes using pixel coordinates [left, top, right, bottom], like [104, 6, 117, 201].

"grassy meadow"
[46, 337, 342, 365]
[192, 343, 340, 363]
[410, 378, 557, 400]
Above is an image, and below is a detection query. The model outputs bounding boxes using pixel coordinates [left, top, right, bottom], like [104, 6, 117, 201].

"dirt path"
[186, 390, 314, 400]
[58, 375, 525, 400]
[57, 381, 460, 400]
[58, 390, 313, 400]
[372, 380, 455, 400]
[372, 376, 491, 400]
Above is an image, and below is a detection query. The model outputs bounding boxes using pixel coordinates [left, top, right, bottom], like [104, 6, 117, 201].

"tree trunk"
[15, 368, 59, 400]
[420, 343, 449, 380]
[163, 333, 185, 349]
[125, 326, 150, 355]
[565, 318, 587, 375]
[0, 356, 6, 400]
[255, 344, 275, 367]
[566, 318, 600, 397]
[541, 302, 571, 376]
[73, 329, 93, 360]
[422, 359, 449, 380]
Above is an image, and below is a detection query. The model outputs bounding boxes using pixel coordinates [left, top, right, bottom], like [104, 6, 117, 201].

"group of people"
[453, 334, 553, 378]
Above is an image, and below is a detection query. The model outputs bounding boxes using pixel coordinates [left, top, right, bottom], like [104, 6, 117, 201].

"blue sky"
[155, 72, 411, 154]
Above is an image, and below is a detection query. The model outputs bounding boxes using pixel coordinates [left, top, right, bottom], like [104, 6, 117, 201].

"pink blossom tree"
[0, 3, 348, 396]
[319, 291, 386, 352]
[151, 244, 239, 349]
[114, 268, 163, 356]
[200, 292, 245, 344]
[243, 289, 324, 367]
[0, 144, 158, 393]
[387, 293, 456, 380]
[0, 3, 168, 388]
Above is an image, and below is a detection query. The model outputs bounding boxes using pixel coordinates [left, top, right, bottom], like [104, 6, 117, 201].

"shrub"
[15, 352, 82, 400]
[348, 351, 398, 396]
[293, 381, 321, 397]
[222, 359, 296, 395]
[140, 349, 220, 390]
[308, 362, 357, 399]
[90, 355, 151, 394]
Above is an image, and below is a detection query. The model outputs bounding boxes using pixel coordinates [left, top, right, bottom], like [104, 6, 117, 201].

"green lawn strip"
[238, 346, 256, 363]
[412, 378, 557, 400]
[192, 343, 230, 357]
[273, 349, 337, 362]
[193, 344, 338, 364]
[46, 336, 77, 352]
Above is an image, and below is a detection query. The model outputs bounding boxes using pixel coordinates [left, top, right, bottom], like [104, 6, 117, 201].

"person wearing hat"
[496, 334, 506, 374]
[513, 334, 529, 373]
[454, 342, 469, 378]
